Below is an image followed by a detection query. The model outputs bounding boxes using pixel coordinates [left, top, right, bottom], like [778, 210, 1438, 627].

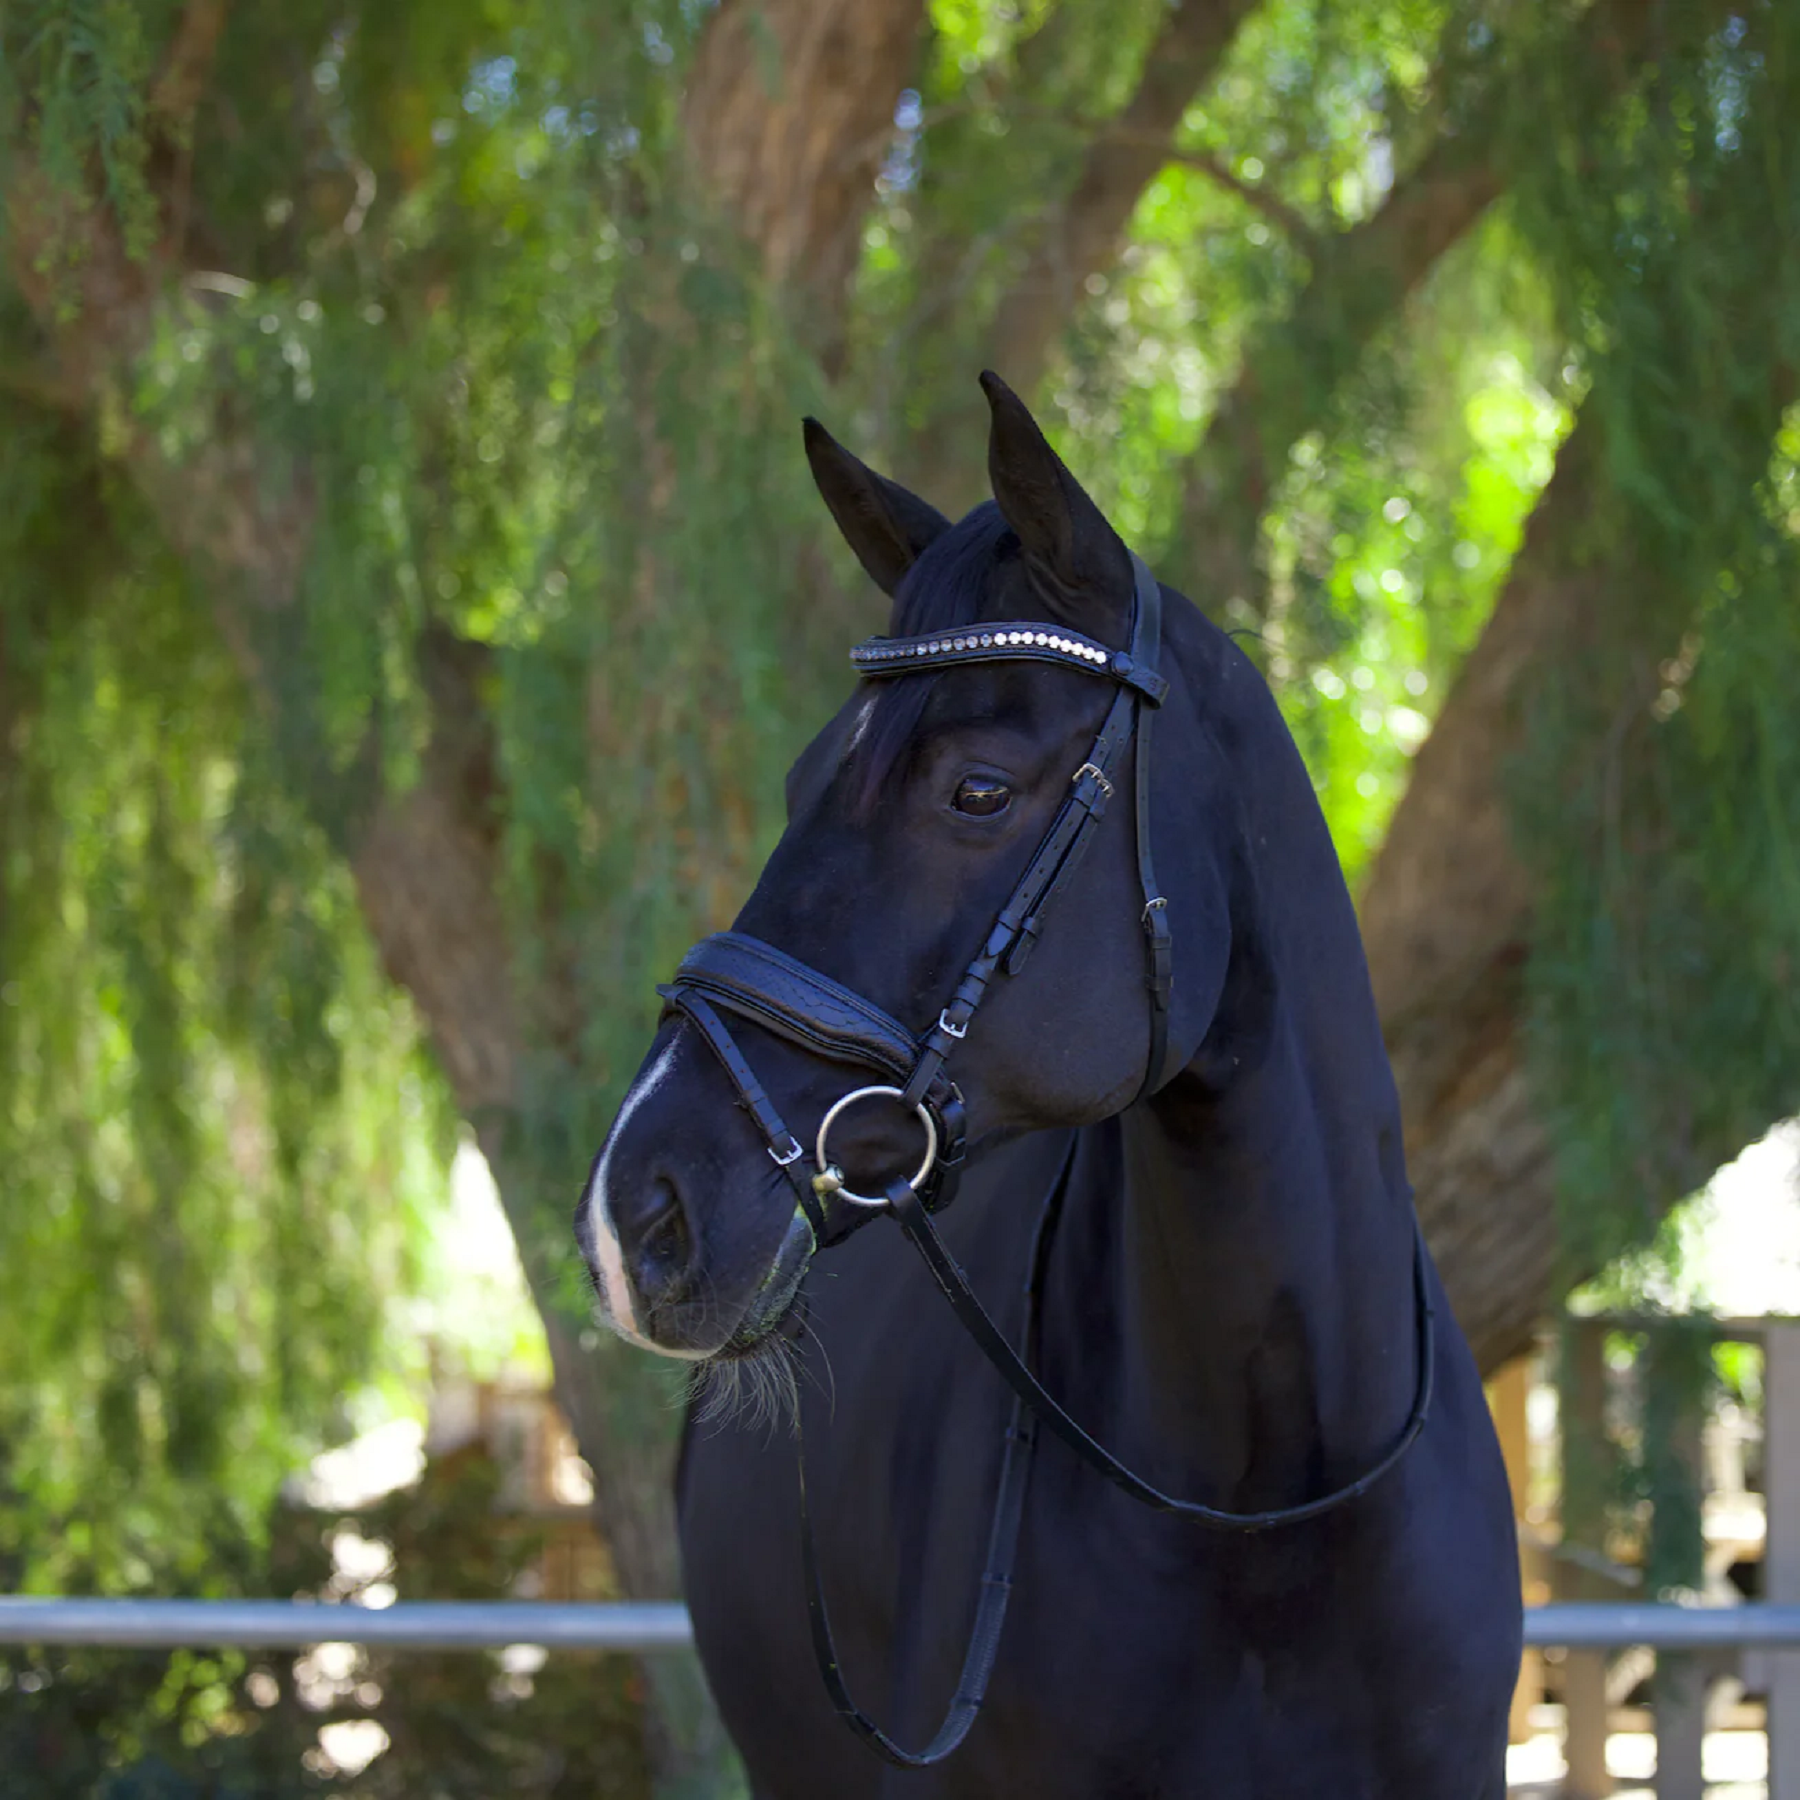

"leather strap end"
[1002, 917, 1041, 976]
[1142, 904, 1173, 1002]
[1110, 654, 1170, 706]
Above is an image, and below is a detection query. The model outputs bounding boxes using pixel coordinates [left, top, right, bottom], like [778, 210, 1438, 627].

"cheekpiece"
[850, 624, 1169, 706]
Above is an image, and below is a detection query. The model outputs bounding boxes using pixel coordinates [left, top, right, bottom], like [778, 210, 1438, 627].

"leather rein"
[658, 554, 1435, 1768]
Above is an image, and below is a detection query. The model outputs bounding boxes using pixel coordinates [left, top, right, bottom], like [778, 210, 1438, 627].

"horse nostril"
[617, 1178, 694, 1308]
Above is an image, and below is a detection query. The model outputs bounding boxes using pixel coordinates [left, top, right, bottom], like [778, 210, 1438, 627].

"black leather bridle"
[656, 554, 1434, 1768]
[661, 554, 1175, 1243]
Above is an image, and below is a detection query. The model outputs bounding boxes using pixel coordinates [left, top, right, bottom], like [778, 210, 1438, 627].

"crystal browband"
[849, 624, 1169, 705]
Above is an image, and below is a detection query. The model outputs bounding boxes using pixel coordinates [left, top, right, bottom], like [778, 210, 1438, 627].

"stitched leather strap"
[667, 933, 919, 1081]
[661, 988, 824, 1235]
[796, 1135, 1074, 1768]
[797, 1134, 1437, 1770]
[899, 556, 1167, 1110]
[799, 1394, 1038, 1767]
[1128, 567, 1174, 1099]
[898, 679, 1137, 1110]
[661, 943, 967, 1241]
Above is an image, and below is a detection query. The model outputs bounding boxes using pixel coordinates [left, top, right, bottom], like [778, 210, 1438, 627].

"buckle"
[768, 1136, 805, 1168]
[936, 1008, 969, 1041]
[1072, 762, 1114, 799]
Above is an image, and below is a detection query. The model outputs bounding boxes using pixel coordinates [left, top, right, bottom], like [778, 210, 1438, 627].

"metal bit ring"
[813, 1085, 939, 1210]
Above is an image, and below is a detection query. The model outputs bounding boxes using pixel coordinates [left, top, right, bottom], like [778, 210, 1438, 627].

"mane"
[851, 502, 1021, 815]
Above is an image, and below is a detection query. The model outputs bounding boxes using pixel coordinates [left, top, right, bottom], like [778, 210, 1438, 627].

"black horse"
[578, 374, 1521, 1798]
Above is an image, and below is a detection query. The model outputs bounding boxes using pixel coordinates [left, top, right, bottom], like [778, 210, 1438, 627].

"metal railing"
[1526, 1604, 1800, 1649]
[4, 1598, 1800, 1652]
[0, 1598, 693, 1651]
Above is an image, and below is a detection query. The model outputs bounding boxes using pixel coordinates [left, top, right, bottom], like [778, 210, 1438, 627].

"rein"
[658, 554, 1435, 1768]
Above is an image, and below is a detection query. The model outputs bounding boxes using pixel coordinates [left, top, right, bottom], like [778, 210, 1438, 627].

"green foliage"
[10, 7, 824, 1780]
[1505, 2, 1800, 1272]
[0, 0, 166, 264]
[1556, 1317, 1717, 1600]
[1255, 213, 1572, 877]
[0, 423, 451, 1589]
[0, 1452, 650, 1796]
[1635, 1322, 1714, 1597]
[346, 1453, 652, 1798]
[867, 0, 1598, 881]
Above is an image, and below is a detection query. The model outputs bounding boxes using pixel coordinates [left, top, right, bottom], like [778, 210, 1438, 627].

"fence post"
[1561, 1317, 1614, 1799]
[1644, 1325, 1712, 1800]
[1492, 1354, 1543, 1742]
[1767, 1324, 1800, 1800]
[1656, 1653, 1708, 1800]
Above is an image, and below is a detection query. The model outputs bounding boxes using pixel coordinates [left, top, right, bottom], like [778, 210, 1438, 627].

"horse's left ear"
[981, 370, 1132, 633]
[803, 417, 953, 598]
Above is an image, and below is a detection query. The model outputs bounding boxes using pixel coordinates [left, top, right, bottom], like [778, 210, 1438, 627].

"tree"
[3, 0, 1798, 1787]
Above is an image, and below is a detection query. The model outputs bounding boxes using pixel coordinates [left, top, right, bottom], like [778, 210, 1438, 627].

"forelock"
[850, 505, 1019, 816]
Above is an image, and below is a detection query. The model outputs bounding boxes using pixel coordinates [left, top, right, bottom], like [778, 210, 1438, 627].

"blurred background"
[0, 0, 1797, 1793]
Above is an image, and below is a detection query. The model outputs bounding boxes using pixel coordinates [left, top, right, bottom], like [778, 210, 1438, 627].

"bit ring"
[813, 1085, 938, 1210]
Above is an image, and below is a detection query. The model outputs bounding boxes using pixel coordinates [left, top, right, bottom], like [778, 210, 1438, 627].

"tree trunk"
[984, 0, 1257, 397]
[1364, 364, 1795, 1373]
[683, 0, 927, 365]
[1358, 424, 1604, 1373]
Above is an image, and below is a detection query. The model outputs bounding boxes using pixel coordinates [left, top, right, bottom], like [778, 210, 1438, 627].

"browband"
[850, 620, 1169, 705]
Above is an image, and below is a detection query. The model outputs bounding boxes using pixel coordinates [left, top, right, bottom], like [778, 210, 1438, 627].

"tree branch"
[150, 0, 232, 127]
[1363, 361, 1796, 1377]
[683, 0, 928, 364]
[1139, 141, 1317, 248]
[1168, 134, 1504, 612]
[1165, 0, 1719, 619]
[0, 362, 87, 413]
[1357, 420, 1598, 1372]
[918, 109, 1319, 248]
[984, 0, 1257, 399]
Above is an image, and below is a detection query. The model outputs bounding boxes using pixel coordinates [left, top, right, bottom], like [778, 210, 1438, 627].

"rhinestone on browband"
[849, 617, 1170, 706]
[850, 626, 1113, 670]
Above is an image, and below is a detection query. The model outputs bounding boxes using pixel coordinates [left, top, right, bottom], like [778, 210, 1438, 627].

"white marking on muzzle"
[582, 1042, 707, 1361]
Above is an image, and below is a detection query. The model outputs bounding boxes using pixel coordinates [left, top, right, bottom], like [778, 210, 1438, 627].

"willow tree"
[3, 0, 1799, 1786]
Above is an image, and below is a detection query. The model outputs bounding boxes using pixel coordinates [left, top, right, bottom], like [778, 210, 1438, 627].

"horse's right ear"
[803, 418, 952, 597]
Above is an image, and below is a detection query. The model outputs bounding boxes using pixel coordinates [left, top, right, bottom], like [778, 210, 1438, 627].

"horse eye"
[952, 777, 1011, 818]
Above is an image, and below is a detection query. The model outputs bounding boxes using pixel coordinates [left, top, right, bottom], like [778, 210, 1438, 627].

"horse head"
[577, 374, 1230, 1363]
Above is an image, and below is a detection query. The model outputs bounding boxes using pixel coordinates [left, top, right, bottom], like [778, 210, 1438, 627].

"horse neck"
[1065, 658, 1422, 1513]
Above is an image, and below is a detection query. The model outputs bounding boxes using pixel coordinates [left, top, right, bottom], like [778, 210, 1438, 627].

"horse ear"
[980, 370, 1131, 629]
[803, 417, 952, 597]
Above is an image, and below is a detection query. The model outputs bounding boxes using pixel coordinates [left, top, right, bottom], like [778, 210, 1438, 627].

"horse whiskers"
[791, 1304, 837, 1420]
[687, 1330, 803, 1437]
